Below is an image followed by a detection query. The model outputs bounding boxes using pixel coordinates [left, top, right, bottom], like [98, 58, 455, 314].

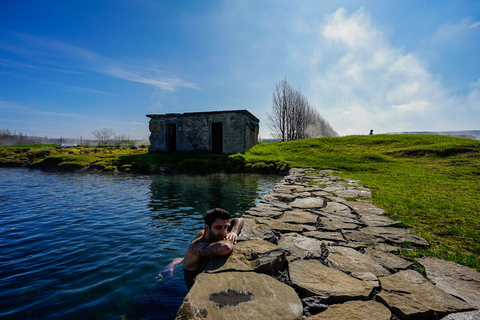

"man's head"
[204, 208, 231, 243]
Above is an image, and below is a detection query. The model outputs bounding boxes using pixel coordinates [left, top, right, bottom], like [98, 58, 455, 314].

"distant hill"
[391, 130, 480, 140]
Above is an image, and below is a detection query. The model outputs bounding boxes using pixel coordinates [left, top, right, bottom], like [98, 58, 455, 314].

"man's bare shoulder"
[190, 239, 233, 257]
[191, 230, 204, 242]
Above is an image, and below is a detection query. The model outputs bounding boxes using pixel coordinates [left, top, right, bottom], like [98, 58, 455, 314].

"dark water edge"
[0, 168, 281, 320]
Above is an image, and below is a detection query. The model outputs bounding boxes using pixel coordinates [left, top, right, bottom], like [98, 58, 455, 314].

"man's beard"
[208, 229, 224, 242]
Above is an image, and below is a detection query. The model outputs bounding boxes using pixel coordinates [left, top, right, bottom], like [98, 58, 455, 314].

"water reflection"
[0, 169, 280, 320]
[147, 173, 269, 216]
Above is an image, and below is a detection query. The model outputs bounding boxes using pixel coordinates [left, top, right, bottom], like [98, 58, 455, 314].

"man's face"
[206, 218, 228, 242]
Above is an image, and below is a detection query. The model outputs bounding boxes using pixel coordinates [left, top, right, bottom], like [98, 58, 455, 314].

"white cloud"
[391, 100, 430, 111]
[323, 8, 382, 50]
[308, 7, 476, 135]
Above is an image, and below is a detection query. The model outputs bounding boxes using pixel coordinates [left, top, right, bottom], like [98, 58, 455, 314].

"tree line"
[0, 129, 48, 146]
[0, 128, 135, 146]
[91, 128, 132, 144]
[267, 78, 338, 141]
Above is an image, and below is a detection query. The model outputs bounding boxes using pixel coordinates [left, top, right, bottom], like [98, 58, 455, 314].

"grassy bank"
[245, 134, 480, 271]
[0, 144, 288, 174]
[2, 134, 479, 270]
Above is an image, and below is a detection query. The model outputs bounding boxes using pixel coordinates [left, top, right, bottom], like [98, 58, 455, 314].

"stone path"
[176, 168, 480, 320]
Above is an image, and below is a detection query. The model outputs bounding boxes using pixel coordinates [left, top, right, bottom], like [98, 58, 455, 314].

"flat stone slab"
[324, 196, 348, 203]
[319, 202, 356, 219]
[325, 246, 390, 277]
[269, 193, 297, 202]
[205, 240, 285, 275]
[302, 231, 346, 243]
[176, 272, 303, 320]
[335, 189, 372, 198]
[305, 300, 391, 320]
[418, 257, 480, 309]
[323, 185, 347, 193]
[441, 310, 480, 320]
[377, 270, 475, 320]
[294, 186, 323, 193]
[342, 227, 429, 247]
[237, 220, 276, 242]
[277, 210, 319, 225]
[290, 197, 325, 209]
[344, 201, 385, 215]
[363, 248, 413, 272]
[358, 213, 401, 227]
[350, 271, 380, 289]
[259, 199, 293, 211]
[273, 187, 296, 194]
[289, 259, 373, 302]
[317, 216, 359, 231]
[312, 191, 332, 197]
[245, 207, 284, 219]
[342, 229, 385, 245]
[278, 233, 326, 260]
[313, 210, 363, 225]
[259, 219, 304, 233]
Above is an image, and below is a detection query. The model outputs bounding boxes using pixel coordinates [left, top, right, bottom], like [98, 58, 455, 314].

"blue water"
[0, 168, 280, 320]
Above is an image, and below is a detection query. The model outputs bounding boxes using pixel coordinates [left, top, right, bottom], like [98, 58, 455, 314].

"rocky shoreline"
[176, 168, 480, 320]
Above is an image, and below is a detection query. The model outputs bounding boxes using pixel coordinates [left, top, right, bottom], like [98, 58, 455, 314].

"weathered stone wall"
[147, 110, 259, 154]
[176, 168, 480, 320]
[244, 116, 259, 153]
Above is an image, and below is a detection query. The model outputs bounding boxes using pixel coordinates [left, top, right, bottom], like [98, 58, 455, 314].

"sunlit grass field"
[245, 134, 480, 271]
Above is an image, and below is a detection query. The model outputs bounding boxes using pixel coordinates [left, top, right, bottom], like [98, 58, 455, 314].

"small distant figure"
[369, 130, 374, 135]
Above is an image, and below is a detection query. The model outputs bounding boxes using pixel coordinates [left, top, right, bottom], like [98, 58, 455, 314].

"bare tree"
[0, 129, 41, 146]
[266, 78, 338, 141]
[92, 128, 115, 144]
[113, 134, 130, 144]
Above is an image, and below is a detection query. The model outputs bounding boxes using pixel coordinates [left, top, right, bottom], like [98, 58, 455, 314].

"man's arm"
[226, 218, 244, 244]
[191, 239, 233, 257]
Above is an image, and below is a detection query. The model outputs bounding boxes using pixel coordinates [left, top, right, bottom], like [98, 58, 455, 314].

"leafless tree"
[113, 134, 130, 144]
[266, 78, 338, 141]
[0, 129, 41, 146]
[92, 128, 115, 144]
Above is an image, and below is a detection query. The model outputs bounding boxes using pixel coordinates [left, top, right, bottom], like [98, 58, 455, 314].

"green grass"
[245, 134, 480, 270]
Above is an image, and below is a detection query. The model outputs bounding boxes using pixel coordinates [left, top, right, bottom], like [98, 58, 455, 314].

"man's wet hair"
[204, 208, 231, 227]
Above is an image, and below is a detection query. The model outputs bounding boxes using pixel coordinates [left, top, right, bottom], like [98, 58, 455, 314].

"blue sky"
[1, 0, 479, 140]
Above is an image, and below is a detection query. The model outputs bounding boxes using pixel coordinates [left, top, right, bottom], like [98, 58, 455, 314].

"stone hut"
[146, 110, 259, 154]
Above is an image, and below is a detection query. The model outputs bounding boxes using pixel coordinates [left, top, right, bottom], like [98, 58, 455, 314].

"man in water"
[182, 208, 244, 289]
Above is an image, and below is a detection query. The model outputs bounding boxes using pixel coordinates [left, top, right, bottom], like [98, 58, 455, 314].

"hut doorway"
[211, 122, 223, 153]
[167, 123, 176, 152]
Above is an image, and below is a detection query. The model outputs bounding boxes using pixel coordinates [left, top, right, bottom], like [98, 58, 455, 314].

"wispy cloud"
[0, 58, 84, 74]
[101, 65, 197, 91]
[430, 18, 480, 46]
[470, 21, 480, 28]
[0, 71, 115, 96]
[0, 99, 97, 120]
[0, 99, 148, 127]
[1, 32, 197, 91]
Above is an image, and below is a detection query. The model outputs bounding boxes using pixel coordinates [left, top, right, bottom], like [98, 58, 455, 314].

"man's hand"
[226, 218, 243, 245]
[226, 231, 238, 244]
